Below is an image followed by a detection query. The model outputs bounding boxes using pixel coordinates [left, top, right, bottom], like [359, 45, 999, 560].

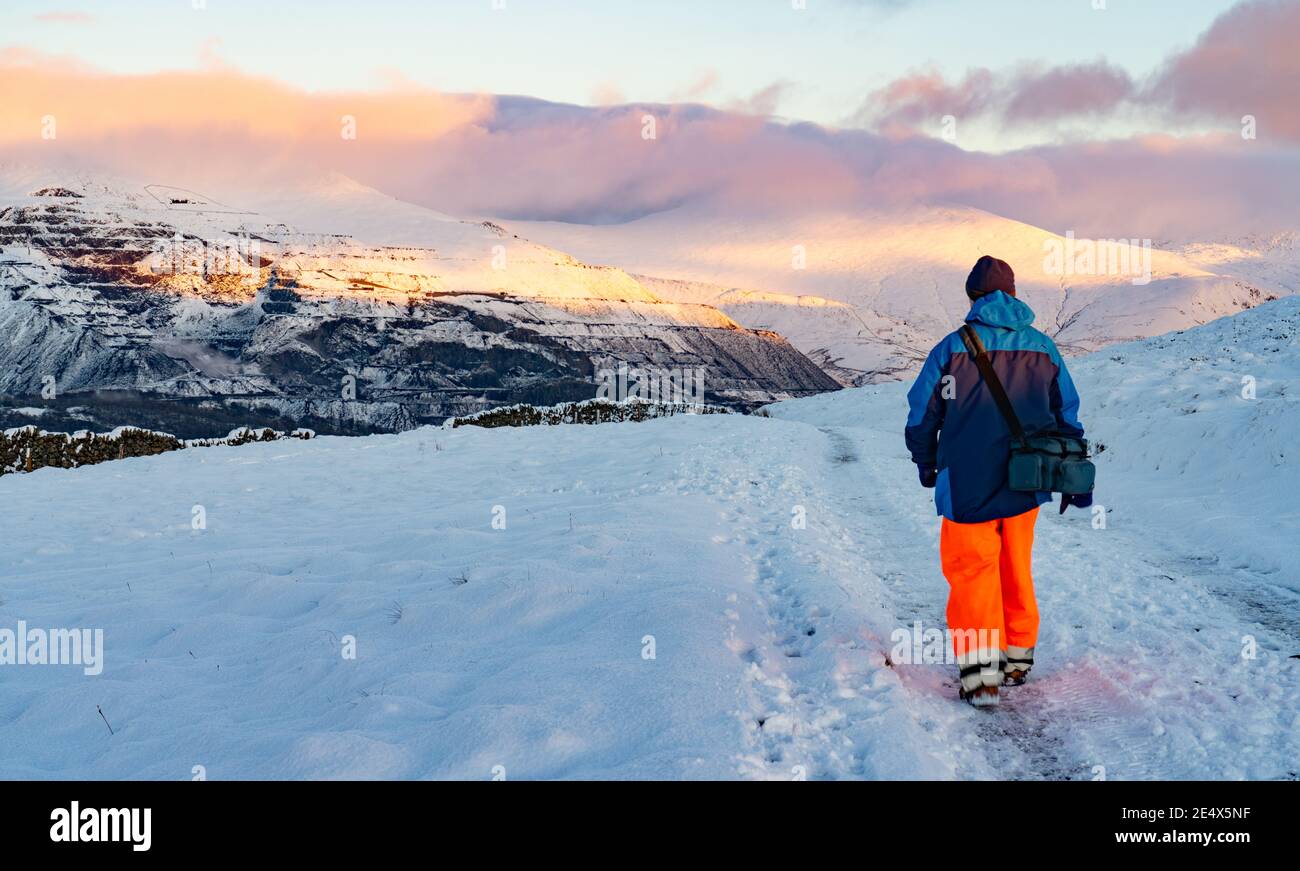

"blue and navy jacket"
[905, 291, 1084, 523]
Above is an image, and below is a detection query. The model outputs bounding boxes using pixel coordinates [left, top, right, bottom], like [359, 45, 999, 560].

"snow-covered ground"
[1, 299, 1297, 780]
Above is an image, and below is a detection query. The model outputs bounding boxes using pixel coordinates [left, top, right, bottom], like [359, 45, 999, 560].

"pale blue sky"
[4, 0, 1239, 128]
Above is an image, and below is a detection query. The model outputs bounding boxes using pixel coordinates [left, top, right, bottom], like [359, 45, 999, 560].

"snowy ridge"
[0, 166, 836, 435]
[515, 206, 1285, 385]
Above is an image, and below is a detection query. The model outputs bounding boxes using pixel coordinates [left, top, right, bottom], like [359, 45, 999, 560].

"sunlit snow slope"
[514, 206, 1283, 385]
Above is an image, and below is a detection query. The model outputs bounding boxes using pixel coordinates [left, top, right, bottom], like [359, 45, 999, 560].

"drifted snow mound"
[1071, 294, 1300, 581]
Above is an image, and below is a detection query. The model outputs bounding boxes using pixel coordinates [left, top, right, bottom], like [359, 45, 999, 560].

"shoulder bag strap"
[959, 323, 1029, 449]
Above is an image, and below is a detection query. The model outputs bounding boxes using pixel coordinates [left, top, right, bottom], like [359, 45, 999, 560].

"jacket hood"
[965, 290, 1035, 331]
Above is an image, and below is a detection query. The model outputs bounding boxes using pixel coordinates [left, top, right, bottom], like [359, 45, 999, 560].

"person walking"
[905, 256, 1090, 707]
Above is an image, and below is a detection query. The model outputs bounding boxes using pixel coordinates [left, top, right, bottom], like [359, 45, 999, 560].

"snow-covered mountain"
[0, 167, 836, 435]
[514, 206, 1287, 385]
[1174, 231, 1300, 298]
[2, 298, 1295, 779]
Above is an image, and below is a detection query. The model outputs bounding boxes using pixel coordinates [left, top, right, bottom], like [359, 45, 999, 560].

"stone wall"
[1, 426, 314, 477]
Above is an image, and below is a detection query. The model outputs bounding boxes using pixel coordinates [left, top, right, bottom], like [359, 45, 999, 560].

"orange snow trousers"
[939, 507, 1039, 664]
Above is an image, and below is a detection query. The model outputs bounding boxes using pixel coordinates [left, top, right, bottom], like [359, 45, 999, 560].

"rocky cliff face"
[0, 172, 837, 436]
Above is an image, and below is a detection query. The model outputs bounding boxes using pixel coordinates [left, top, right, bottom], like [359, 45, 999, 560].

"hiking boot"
[957, 653, 1005, 707]
[1005, 646, 1034, 686]
[959, 684, 1000, 707]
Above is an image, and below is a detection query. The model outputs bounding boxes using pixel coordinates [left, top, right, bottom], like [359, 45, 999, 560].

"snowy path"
[765, 386, 1300, 781]
[822, 418, 1175, 782]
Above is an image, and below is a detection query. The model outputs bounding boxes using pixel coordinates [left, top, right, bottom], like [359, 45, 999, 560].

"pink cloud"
[0, 37, 1297, 243]
[851, 0, 1299, 144]
[0, 48, 490, 150]
[1003, 62, 1133, 123]
[674, 69, 721, 101]
[848, 67, 998, 132]
[852, 61, 1137, 132]
[961, 135, 1300, 240]
[1147, 0, 1300, 141]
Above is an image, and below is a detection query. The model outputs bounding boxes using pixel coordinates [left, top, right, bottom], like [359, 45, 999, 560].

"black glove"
[917, 464, 938, 488]
[1059, 492, 1094, 514]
